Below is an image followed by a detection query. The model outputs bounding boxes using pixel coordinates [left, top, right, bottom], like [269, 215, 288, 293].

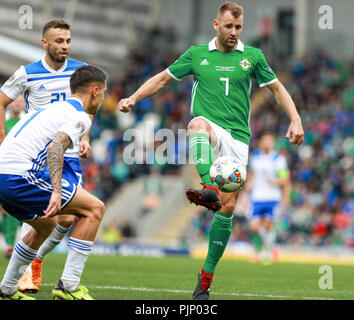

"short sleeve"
[166, 47, 194, 81]
[1, 66, 27, 100]
[275, 155, 289, 178]
[58, 114, 91, 148]
[253, 51, 278, 87]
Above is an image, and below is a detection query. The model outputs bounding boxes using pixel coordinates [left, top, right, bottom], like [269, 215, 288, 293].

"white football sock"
[19, 223, 34, 274]
[60, 237, 93, 291]
[259, 226, 275, 256]
[36, 224, 71, 261]
[0, 240, 37, 295]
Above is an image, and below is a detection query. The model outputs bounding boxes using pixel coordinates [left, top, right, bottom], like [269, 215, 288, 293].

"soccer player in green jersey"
[118, 1, 304, 300]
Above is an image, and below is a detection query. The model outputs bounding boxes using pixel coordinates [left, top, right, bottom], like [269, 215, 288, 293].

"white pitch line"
[40, 283, 335, 300]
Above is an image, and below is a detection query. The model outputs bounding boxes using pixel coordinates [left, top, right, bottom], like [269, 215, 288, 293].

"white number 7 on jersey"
[220, 77, 229, 96]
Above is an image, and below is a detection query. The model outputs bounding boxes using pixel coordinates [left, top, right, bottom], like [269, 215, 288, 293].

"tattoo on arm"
[47, 131, 72, 193]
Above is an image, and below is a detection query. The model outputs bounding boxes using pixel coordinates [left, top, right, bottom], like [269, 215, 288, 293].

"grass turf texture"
[0, 252, 353, 300]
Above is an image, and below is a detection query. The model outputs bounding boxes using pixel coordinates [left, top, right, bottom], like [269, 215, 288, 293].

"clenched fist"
[118, 98, 136, 113]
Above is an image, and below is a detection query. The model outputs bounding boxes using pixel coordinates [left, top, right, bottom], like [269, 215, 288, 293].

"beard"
[47, 46, 67, 63]
[218, 32, 237, 50]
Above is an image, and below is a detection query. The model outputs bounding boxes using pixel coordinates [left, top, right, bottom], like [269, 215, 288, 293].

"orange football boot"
[31, 258, 43, 288]
[18, 270, 39, 293]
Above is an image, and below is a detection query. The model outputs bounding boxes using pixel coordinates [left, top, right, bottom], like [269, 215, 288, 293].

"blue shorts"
[251, 201, 279, 220]
[0, 160, 79, 222]
[64, 157, 83, 186]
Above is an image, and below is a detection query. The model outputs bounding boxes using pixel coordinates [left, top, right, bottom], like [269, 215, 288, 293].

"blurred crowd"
[185, 50, 354, 248]
[80, 47, 191, 203]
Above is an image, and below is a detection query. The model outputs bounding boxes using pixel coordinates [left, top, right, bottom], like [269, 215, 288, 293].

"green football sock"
[190, 133, 215, 186]
[203, 212, 233, 274]
[2, 214, 19, 247]
[250, 232, 263, 253]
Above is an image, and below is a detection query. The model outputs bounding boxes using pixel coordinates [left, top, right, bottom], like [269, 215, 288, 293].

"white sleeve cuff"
[165, 68, 181, 81]
[259, 78, 278, 88]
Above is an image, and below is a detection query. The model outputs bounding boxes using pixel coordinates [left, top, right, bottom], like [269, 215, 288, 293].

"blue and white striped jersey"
[1, 57, 86, 157]
[0, 98, 91, 176]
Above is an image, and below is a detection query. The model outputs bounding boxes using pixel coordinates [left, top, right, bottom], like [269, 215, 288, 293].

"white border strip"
[165, 68, 181, 81]
[259, 78, 278, 88]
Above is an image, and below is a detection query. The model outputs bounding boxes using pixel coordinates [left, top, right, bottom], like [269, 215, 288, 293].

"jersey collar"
[66, 97, 86, 112]
[208, 37, 244, 52]
[41, 56, 68, 73]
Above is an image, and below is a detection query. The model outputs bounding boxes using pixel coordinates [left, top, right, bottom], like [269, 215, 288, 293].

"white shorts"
[188, 116, 249, 166]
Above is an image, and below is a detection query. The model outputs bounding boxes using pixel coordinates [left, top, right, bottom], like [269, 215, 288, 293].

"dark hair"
[42, 19, 70, 37]
[70, 65, 107, 94]
[217, 1, 243, 20]
[259, 130, 276, 138]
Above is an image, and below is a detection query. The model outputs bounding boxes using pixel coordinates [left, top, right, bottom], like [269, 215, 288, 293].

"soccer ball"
[209, 156, 247, 192]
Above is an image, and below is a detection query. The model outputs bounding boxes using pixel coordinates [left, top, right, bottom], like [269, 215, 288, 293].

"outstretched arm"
[43, 131, 72, 218]
[267, 81, 304, 145]
[118, 70, 174, 113]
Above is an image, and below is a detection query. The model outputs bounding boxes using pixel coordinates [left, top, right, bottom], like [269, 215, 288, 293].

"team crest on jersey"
[240, 58, 251, 70]
[6, 73, 16, 85]
[75, 121, 85, 133]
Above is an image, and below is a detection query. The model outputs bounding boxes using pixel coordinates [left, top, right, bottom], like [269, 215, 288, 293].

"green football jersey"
[6, 117, 20, 134]
[167, 38, 278, 145]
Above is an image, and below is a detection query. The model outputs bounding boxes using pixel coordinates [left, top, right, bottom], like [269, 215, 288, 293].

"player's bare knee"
[263, 219, 272, 231]
[57, 214, 75, 228]
[220, 202, 235, 215]
[249, 220, 259, 232]
[89, 199, 105, 222]
[188, 118, 210, 136]
[97, 199, 105, 219]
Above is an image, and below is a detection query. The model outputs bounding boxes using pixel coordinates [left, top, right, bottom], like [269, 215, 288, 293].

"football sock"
[259, 227, 275, 256]
[60, 237, 93, 291]
[190, 133, 215, 186]
[203, 211, 233, 274]
[19, 223, 34, 274]
[250, 232, 263, 253]
[37, 224, 71, 261]
[1, 214, 19, 247]
[0, 240, 37, 295]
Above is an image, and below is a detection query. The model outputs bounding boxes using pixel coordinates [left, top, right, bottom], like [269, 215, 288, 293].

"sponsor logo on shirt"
[37, 84, 47, 91]
[200, 59, 209, 65]
[215, 66, 235, 72]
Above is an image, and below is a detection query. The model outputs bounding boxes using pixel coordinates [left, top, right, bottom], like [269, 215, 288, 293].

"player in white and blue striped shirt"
[0, 20, 91, 293]
[244, 132, 291, 263]
[0, 65, 107, 300]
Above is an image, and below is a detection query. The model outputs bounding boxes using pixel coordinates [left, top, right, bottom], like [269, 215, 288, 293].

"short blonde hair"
[217, 1, 243, 20]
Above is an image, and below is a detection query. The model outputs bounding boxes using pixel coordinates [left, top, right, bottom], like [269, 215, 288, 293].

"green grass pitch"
[0, 252, 353, 300]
